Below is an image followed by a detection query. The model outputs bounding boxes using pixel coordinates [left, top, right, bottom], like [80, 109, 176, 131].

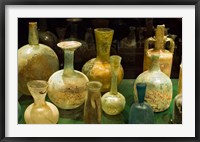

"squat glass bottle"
[24, 80, 59, 124]
[134, 55, 173, 112]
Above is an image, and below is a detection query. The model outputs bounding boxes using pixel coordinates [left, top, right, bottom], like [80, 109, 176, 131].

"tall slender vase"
[24, 80, 59, 124]
[18, 22, 59, 96]
[143, 25, 175, 77]
[82, 28, 124, 93]
[129, 83, 154, 124]
[134, 55, 172, 112]
[84, 81, 102, 124]
[48, 41, 89, 109]
[101, 55, 126, 115]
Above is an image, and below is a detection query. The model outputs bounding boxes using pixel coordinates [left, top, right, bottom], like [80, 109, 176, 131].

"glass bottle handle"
[144, 37, 155, 53]
[165, 37, 175, 53]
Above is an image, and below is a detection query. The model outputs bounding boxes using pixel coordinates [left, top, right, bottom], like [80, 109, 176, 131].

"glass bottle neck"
[63, 49, 75, 76]
[149, 57, 160, 72]
[154, 25, 165, 50]
[95, 28, 113, 62]
[33, 94, 46, 107]
[110, 66, 118, 95]
[28, 23, 39, 45]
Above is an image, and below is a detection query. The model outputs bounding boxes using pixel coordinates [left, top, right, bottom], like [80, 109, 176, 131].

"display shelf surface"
[18, 79, 178, 124]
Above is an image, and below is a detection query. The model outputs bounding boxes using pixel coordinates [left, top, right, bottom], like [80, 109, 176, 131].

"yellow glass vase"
[82, 28, 124, 93]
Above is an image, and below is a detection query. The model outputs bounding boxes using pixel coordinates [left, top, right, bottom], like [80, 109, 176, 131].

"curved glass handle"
[165, 37, 175, 53]
[144, 37, 155, 53]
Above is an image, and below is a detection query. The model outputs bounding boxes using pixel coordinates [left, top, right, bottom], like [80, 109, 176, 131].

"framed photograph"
[1, 0, 199, 141]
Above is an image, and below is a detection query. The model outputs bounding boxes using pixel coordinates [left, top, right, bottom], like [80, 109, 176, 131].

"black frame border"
[0, 0, 199, 142]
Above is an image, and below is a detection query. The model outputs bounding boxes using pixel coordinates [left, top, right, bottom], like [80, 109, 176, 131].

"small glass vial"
[84, 81, 102, 124]
[129, 83, 154, 124]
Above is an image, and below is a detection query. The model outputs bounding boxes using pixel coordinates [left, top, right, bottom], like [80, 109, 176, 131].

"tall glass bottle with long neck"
[84, 81, 102, 124]
[82, 28, 124, 93]
[101, 55, 126, 115]
[18, 22, 59, 96]
[48, 41, 89, 110]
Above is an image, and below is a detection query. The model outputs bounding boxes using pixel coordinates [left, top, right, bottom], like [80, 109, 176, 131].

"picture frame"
[1, 0, 199, 141]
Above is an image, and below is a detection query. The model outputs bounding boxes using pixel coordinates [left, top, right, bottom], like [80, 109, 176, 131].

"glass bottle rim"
[87, 81, 102, 91]
[27, 80, 48, 89]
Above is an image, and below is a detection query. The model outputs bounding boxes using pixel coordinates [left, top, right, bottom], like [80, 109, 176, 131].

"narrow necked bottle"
[48, 41, 89, 109]
[143, 25, 175, 77]
[84, 81, 102, 124]
[134, 55, 172, 112]
[24, 80, 59, 124]
[101, 55, 126, 115]
[18, 22, 59, 96]
[82, 28, 124, 93]
[129, 83, 154, 124]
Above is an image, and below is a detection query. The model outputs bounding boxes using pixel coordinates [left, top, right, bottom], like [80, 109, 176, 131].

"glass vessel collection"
[18, 19, 182, 124]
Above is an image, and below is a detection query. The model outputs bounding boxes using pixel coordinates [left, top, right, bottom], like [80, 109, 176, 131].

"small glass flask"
[129, 83, 154, 124]
[24, 80, 59, 124]
[101, 55, 126, 115]
[84, 81, 102, 124]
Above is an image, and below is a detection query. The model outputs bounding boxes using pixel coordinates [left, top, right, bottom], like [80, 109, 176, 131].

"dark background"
[18, 18, 182, 79]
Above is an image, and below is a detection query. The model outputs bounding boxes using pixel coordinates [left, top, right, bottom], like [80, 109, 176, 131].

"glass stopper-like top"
[136, 83, 147, 103]
[57, 41, 82, 51]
